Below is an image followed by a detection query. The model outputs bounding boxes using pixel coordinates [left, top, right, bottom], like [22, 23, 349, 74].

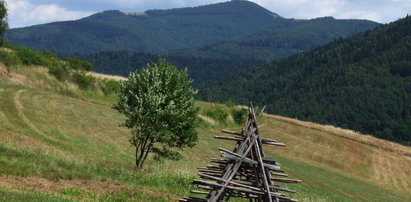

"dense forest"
[81, 51, 263, 86]
[203, 16, 411, 145]
[167, 17, 378, 61]
[5, 1, 377, 57]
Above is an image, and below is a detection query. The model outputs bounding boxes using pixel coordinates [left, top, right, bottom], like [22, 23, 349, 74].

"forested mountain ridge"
[5, 1, 378, 57]
[167, 17, 379, 61]
[80, 51, 264, 86]
[203, 15, 411, 145]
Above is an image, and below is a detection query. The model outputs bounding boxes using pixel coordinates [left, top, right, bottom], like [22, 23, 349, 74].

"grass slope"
[0, 65, 410, 201]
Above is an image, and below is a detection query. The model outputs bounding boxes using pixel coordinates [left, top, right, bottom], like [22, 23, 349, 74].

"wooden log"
[210, 158, 228, 164]
[190, 190, 209, 195]
[192, 180, 263, 196]
[271, 172, 289, 177]
[199, 173, 261, 192]
[219, 148, 283, 172]
[198, 168, 223, 174]
[271, 178, 302, 183]
[263, 157, 277, 165]
[214, 136, 244, 141]
[206, 165, 225, 170]
[197, 166, 223, 171]
[216, 136, 286, 146]
[264, 141, 287, 147]
[179, 196, 207, 202]
[270, 186, 296, 193]
[221, 129, 243, 136]
[197, 185, 213, 190]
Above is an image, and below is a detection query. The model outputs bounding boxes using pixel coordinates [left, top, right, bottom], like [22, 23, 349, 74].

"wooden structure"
[180, 106, 300, 202]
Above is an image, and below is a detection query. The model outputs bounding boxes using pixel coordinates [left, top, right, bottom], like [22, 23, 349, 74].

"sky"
[5, 0, 411, 28]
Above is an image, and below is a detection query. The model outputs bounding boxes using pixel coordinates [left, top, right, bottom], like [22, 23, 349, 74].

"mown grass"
[0, 66, 410, 201]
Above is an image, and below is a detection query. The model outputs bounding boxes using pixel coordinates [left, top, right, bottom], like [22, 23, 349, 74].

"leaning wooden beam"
[215, 136, 286, 146]
[271, 178, 302, 183]
[210, 158, 228, 164]
[271, 172, 289, 177]
[199, 173, 261, 192]
[219, 149, 283, 172]
[214, 136, 244, 141]
[190, 190, 209, 195]
[193, 180, 264, 196]
[197, 185, 213, 190]
[221, 129, 243, 136]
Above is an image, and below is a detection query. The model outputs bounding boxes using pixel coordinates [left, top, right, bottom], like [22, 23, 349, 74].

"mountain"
[167, 17, 379, 61]
[5, 1, 378, 57]
[80, 51, 264, 86]
[0, 63, 410, 201]
[203, 15, 411, 145]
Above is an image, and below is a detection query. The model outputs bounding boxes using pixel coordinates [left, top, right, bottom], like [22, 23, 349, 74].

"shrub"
[0, 51, 20, 68]
[71, 71, 95, 90]
[65, 56, 93, 71]
[205, 106, 228, 124]
[14, 46, 47, 66]
[48, 64, 70, 81]
[232, 108, 247, 125]
[101, 79, 120, 95]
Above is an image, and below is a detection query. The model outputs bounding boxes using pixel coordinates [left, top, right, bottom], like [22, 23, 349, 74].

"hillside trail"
[12, 89, 73, 148]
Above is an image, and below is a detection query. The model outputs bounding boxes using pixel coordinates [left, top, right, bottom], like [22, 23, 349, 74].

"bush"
[48, 64, 70, 81]
[71, 71, 95, 90]
[14, 46, 47, 66]
[232, 108, 247, 125]
[101, 79, 120, 95]
[205, 106, 228, 124]
[65, 56, 93, 71]
[0, 51, 21, 68]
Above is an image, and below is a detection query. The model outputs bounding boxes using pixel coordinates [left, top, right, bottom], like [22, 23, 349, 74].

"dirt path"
[14, 89, 47, 137]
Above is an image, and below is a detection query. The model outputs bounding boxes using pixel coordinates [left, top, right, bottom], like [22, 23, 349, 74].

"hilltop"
[0, 57, 410, 201]
[5, 1, 378, 57]
[204, 15, 411, 145]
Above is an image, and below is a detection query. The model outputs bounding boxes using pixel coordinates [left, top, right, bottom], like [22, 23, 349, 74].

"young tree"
[0, 0, 8, 42]
[113, 58, 199, 169]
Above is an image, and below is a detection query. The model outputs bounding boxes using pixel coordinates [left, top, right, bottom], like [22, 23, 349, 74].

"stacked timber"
[180, 106, 300, 202]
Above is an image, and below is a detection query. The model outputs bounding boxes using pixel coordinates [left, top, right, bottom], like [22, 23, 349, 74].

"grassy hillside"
[0, 65, 410, 201]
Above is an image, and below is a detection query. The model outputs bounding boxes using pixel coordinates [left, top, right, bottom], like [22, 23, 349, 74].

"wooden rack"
[180, 106, 300, 202]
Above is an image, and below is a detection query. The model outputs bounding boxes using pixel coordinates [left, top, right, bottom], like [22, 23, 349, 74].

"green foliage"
[65, 56, 93, 71]
[0, 0, 7, 42]
[101, 79, 120, 95]
[231, 108, 247, 125]
[113, 58, 198, 168]
[13, 46, 47, 66]
[205, 15, 411, 145]
[205, 106, 228, 124]
[81, 50, 263, 87]
[70, 71, 95, 90]
[0, 50, 20, 68]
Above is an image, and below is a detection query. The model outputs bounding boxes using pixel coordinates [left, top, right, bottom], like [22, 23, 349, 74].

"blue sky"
[5, 0, 411, 28]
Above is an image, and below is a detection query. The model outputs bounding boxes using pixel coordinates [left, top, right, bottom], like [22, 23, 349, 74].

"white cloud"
[5, 0, 94, 28]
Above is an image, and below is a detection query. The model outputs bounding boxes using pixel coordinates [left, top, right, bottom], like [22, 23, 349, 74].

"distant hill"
[203, 15, 411, 145]
[167, 17, 379, 61]
[80, 51, 264, 86]
[5, 1, 378, 57]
